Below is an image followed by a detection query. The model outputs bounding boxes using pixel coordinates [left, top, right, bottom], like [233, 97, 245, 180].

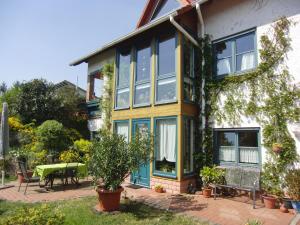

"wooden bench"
[211, 167, 260, 209]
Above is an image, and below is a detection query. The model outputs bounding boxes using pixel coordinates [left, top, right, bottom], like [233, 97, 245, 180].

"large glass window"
[183, 37, 195, 102]
[183, 118, 194, 174]
[216, 130, 259, 165]
[155, 118, 177, 176]
[134, 44, 151, 106]
[114, 121, 129, 142]
[116, 50, 131, 108]
[156, 35, 176, 103]
[214, 31, 256, 77]
[151, 0, 180, 21]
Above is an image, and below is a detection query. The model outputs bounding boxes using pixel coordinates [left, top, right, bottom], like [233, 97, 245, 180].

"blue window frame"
[214, 128, 261, 167]
[114, 120, 129, 142]
[156, 34, 177, 104]
[115, 49, 131, 109]
[134, 43, 151, 106]
[153, 116, 177, 178]
[213, 30, 257, 78]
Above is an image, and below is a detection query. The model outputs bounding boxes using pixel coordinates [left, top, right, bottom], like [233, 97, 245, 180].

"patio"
[0, 179, 298, 225]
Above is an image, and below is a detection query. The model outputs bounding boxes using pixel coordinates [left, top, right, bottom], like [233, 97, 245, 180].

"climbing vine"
[198, 17, 300, 193]
[100, 63, 114, 132]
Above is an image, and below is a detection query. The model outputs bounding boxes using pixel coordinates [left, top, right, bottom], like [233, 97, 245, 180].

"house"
[70, 0, 300, 194]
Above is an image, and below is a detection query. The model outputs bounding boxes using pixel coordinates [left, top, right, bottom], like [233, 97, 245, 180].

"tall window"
[156, 35, 176, 103]
[214, 31, 256, 77]
[183, 37, 195, 102]
[114, 121, 129, 142]
[155, 117, 177, 176]
[216, 129, 260, 166]
[134, 44, 151, 106]
[116, 50, 131, 108]
[183, 118, 194, 174]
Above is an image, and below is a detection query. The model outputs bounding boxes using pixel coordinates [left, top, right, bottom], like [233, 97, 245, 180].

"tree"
[0, 82, 7, 96]
[0, 83, 22, 116]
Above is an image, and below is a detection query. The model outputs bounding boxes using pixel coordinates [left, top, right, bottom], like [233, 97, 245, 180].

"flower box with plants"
[89, 131, 153, 212]
[154, 184, 164, 193]
[200, 166, 224, 198]
[285, 169, 300, 213]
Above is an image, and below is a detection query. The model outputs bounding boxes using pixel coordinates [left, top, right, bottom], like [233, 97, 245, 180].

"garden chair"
[64, 163, 79, 186]
[49, 164, 67, 190]
[17, 161, 41, 195]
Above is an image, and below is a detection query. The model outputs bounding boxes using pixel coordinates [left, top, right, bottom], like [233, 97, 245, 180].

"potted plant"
[154, 184, 164, 193]
[272, 143, 283, 154]
[89, 131, 153, 212]
[285, 169, 300, 213]
[200, 166, 224, 198]
[261, 163, 282, 209]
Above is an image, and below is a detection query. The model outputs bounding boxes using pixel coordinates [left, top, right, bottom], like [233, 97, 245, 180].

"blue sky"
[0, 0, 147, 90]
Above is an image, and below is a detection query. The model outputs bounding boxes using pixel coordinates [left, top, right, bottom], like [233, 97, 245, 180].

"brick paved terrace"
[0, 179, 298, 225]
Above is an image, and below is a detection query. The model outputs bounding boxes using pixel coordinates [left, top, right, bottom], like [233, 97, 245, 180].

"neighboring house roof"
[55, 80, 86, 98]
[70, 0, 201, 66]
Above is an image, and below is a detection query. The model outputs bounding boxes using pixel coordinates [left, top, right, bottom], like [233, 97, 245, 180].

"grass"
[0, 197, 208, 225]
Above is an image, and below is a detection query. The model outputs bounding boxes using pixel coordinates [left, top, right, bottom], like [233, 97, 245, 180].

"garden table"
[33, 163, 88, 188]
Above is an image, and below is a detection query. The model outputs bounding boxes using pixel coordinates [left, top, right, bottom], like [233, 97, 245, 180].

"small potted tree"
[89, 131, 152, 212]
[154, 184, 164, 193]
[200, 166, 224, 198]
[272, 143, 283, 154]
[285, 169, 300, 213]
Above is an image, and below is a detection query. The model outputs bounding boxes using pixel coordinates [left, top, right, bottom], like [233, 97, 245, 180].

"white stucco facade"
[202, 0, 300, 165]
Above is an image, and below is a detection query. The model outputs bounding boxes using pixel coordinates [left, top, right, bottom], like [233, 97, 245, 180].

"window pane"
[215, 41, 232, 59]
[118, 51, 131, 87]
[238, 132, 258, 147]
[183, 119, 194, 174]
[116, 123, 129, 142]
[158, 36, 175, 77]
[136, 46, 151, 82]
[236, 33, 255, 54]
[116, 88, 129, 108]
[157, 77, 176, 102]
[219, 146, 236, 162]
[217, 58, 231, 75]
[183, 38, 193, 78]
[239, 147, 259, 164]
[184, 78, 194, 101]
[134, 83, 150, 105]
[236, 52, 255, 72]
[219, 132, 235, 146]
[155, 119, 176, 174]
[151, 0, 180, 20]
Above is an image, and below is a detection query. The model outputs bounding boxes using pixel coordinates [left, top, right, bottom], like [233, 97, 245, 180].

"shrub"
[285, 169, 300, 200]
[59, 150, 80, 163]
[89, 131, 153, 191]
[200, 166, 224, 188]
[36, 120, 70, 154]
[3, 204, 65, 225]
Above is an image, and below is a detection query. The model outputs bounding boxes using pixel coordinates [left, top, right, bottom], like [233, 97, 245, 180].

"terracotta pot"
[280, 203, 289, 213]
[155, 188, 164, 193]
[96, 186, 124, 212]
[272, 146, 282, 154]
[203, 188, 212, 198]
[263, 195, 277, 209]
[17, 171, 33, 183]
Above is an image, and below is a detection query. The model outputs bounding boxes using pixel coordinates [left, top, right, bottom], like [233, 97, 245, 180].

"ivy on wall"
[100, 64, 114, 132]
[197, 17, 300, 192]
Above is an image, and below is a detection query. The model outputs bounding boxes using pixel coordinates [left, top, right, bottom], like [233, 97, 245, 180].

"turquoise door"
[130, 119, 150, 188]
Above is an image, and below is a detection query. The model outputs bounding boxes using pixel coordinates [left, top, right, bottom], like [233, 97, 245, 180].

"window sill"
[114, 107, 130, 111]
[133, 103, 151, 109]
[153, 171, 177, 179]
[219, 162, 260, 168]
[214, 68, 257, 80]
[154, 100, 177, 106]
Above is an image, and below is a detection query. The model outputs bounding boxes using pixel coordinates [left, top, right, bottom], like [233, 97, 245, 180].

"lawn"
[0, 197, 208, 225]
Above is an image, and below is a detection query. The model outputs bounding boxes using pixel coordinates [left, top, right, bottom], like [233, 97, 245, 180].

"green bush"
[89, 131, 153, 191]
[200, 166, 224, 188]
[285, 169, 300, 200]
[3, 204, 65, 225]
[36, 120, 70, 154]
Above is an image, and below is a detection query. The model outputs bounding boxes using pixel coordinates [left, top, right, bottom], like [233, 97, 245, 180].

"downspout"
[196, 1, 208, 150]
[169, 16, 199, 47]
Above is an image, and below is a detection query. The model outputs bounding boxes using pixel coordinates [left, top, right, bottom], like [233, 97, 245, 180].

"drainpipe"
[169, 16, 199, 47]
[196, 0, 208, 149]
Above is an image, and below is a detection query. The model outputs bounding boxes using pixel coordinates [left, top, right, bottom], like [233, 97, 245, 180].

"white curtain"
[156, 119, 176, 162]
[241, 52, 255, 71]
[219, 146, 235, 162]
[117, 123, 129, 142]
[240, 147, 259, 164]
[217, 58, 231, 75]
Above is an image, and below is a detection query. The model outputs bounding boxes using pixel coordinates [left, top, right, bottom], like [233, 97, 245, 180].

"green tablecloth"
[33, 163, 88, 180]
